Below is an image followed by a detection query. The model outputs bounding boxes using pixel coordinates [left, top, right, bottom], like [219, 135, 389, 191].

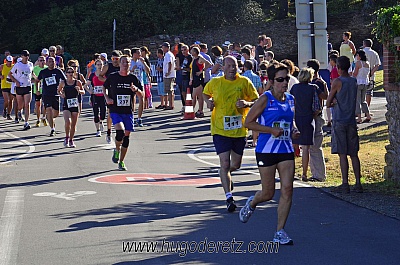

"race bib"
[272, 121, 291, 140]
[93, 86, 103, 94]
[117, 95, 131, 107]
[45, 76, 56, 86]
[67, 98, 78, 108]
[133, 69, 141, 79]
[224, 115, 243, 131]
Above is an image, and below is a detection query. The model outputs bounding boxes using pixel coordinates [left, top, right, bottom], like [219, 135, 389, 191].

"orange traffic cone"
[183, 87, 195, 120]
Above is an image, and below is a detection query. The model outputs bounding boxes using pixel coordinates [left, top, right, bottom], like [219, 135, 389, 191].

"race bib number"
[117, 95, 131, 107]
[224, 115, 243, 131]
[93, 86, 103, 94]
[272, 121, 291, 140]
[45, 76, 56, 86]
[67, 98, 78, 108]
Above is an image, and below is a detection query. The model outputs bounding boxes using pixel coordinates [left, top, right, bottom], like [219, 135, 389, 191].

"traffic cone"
[183, 87, 195, 120]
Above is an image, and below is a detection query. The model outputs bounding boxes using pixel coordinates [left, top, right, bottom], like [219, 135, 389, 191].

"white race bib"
[67, 98, 78, 108]
[223, 115, 243, 131]
[117, 95, 131, 107]
[272, 121, 291, 140]
[93, 86, 103, 94]
[45, 76, 56, 86]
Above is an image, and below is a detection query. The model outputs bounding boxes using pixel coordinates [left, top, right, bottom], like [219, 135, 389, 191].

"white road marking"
[0, 189, 24, 265]
[0, 150, 29, 154]
[126, 177, 136, 181]
[0, 130, 35, 164]
[32, 191, 97, 200]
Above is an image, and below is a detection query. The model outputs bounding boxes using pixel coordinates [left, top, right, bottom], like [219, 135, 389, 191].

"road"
[0, 91, 398, 265]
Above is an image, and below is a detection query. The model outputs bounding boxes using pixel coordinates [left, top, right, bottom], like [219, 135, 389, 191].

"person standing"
[155, 48, 166, 109]
[326, 56, 363, 193]
[203, 56, 259, 212]
[36, 56, 66, 136]
[8, 50, 34, 130]
[255, 35, 272, 65]
[239, 62, 300, 245]
[340, 32, 356, 70]
[363, 39, 381, 107]
[103, 55, 143, 171]
[353, 50, 372, 123]
[130, 47, 148, 126]
[162, 42, 176, 110]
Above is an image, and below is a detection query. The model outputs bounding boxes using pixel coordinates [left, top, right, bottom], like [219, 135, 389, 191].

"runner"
[101, 50, 122, 143]
[8, 50, 34, 130]
[86, 59, 106, 137]
[67, 59, 86, 115]
[48, 45, 64, 70]
[36, 56, 66, 136]
[33, 56, 48, 126]
[0, 55, 14, 120]
[239, 62, 300, 245]
[103, 55, 143, 170]
[129, 47, 147, 127]
[203, 56, 259, 212]
[58, 66, 85, 147]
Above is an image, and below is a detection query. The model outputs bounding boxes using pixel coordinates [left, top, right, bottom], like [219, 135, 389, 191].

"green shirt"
[33, 65, 48, 93]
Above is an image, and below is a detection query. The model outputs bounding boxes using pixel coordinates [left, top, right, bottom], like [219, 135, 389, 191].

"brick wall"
[383, 45, 400, 91]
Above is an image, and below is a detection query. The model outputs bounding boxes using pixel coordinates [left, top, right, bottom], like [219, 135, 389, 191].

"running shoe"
[96, 130, 102, 137]
[164, 106, 174, 110]
[49, 130, 56, 136]
[63, 138, 69, 147]
[42, 118, 48, 126]
[137, 118, 143, 127]
[18, 112, 24, 121]
[112, 149, 120, 163]
[6, 114, 12, 120]
[118, 161, 127, 171]
[226, 197, 237, 213]
[14, 118, 19, 124]
[155, 105, 164, 109]
[69, 140, 76, 148]
[239, 196, 255, 223]
[106, 135, 112, 144]
[2, 109, 6, 118]
[273, 229, 294, 245]
[36, 120, 40, 127]
[195, 111, 204, 118]
[23, 123, 31, 131]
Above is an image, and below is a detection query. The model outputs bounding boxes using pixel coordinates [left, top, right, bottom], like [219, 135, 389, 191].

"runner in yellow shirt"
[0, 55, 14, 119]
[203, 56, 259, 212]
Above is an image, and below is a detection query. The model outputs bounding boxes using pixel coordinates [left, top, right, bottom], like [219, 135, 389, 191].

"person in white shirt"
[363, 39, 381, 107]
[161, 42, 176, 110]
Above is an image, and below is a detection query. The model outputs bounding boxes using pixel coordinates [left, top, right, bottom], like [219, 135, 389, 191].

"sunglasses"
[49, 50, 55, 52]
[111, 57, 119, 61]
[274, 76, 290, 83]
[38, 60, 45, 62]
[66, 71, 74, 74]
[71, 65, 78, 68]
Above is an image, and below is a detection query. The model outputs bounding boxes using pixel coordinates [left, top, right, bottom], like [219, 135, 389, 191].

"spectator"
[241, 48, 258, 73]
[210, 45, 224, 78]
[280, 59, 299, 92]
[353, 50, 371, 123]
[326, 56, 363, 194]
[176, 44, 193, 112]
[199, 43, 214, 86]
[266, 51, 274, 64]
[242, 60, 262, 94]
[290, 67, 321, 182]
[155, 48, 167, 109]
[363, 38, 381, 107]
[340, 32, 356, 69]
[255, 34, 272, 64]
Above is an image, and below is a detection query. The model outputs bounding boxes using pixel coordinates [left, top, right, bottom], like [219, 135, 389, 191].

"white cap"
[6, 55, 13, 62]
[41, 48, 49, 55]
[223, 41, 231, 47]
[100, 53, 108, 60]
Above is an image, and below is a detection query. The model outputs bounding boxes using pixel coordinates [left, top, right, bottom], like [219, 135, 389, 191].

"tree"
[277, 0, 289, 19]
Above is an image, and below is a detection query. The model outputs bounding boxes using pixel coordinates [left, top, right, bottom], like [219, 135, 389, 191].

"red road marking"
[88, 173, 220, 186]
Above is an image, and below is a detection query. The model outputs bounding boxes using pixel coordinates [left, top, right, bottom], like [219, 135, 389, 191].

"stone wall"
[383, 46, 400, 183]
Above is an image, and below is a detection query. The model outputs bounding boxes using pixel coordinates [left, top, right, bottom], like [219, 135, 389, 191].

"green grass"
[295, 125, 400, 197]
[374, 70, 383, 91]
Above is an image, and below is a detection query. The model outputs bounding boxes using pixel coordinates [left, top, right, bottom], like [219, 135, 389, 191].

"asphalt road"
[0, 90, 398, 265]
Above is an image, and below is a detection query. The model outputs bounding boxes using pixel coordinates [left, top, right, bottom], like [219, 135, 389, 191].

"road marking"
[198, 155, 254, 159]
[32, 191, 97, 200]
[0, 189, 24, 265]
[0, 150, 29, 154]
[0, 130, 35, 164]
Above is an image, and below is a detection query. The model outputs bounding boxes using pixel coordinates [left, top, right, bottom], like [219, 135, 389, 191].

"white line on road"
[0, 189, 24, 265]
[0, 130, 35, 164]
[0, 150, 29, 154]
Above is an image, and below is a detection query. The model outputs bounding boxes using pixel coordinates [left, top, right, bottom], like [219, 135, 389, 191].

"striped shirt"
[155, 57, 164, 83]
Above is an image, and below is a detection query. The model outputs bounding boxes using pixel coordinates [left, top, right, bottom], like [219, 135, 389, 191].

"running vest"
[63, 80, 79, 109]
[255, 91, 295, 154]
[1, 64, 13, 89]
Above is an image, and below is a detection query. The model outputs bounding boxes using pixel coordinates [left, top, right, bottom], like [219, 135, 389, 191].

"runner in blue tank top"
[239, 62, 300, 245]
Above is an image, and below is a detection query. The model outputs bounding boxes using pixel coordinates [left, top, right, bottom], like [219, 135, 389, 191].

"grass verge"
[295, 124, 400, 197]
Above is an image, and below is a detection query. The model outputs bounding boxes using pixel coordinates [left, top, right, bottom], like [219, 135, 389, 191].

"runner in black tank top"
[58, 67, 85, 148]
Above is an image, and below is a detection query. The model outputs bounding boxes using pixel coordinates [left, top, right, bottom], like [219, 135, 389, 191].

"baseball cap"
[194, 40, 201, 45]
[100, 53, 108, 60]
[161, 42, 170, 48]
[21, 50, 30, 57]
[41, 48, 49, 55]
[6, 55, 13, 62]
[223, 41, 231, 47]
